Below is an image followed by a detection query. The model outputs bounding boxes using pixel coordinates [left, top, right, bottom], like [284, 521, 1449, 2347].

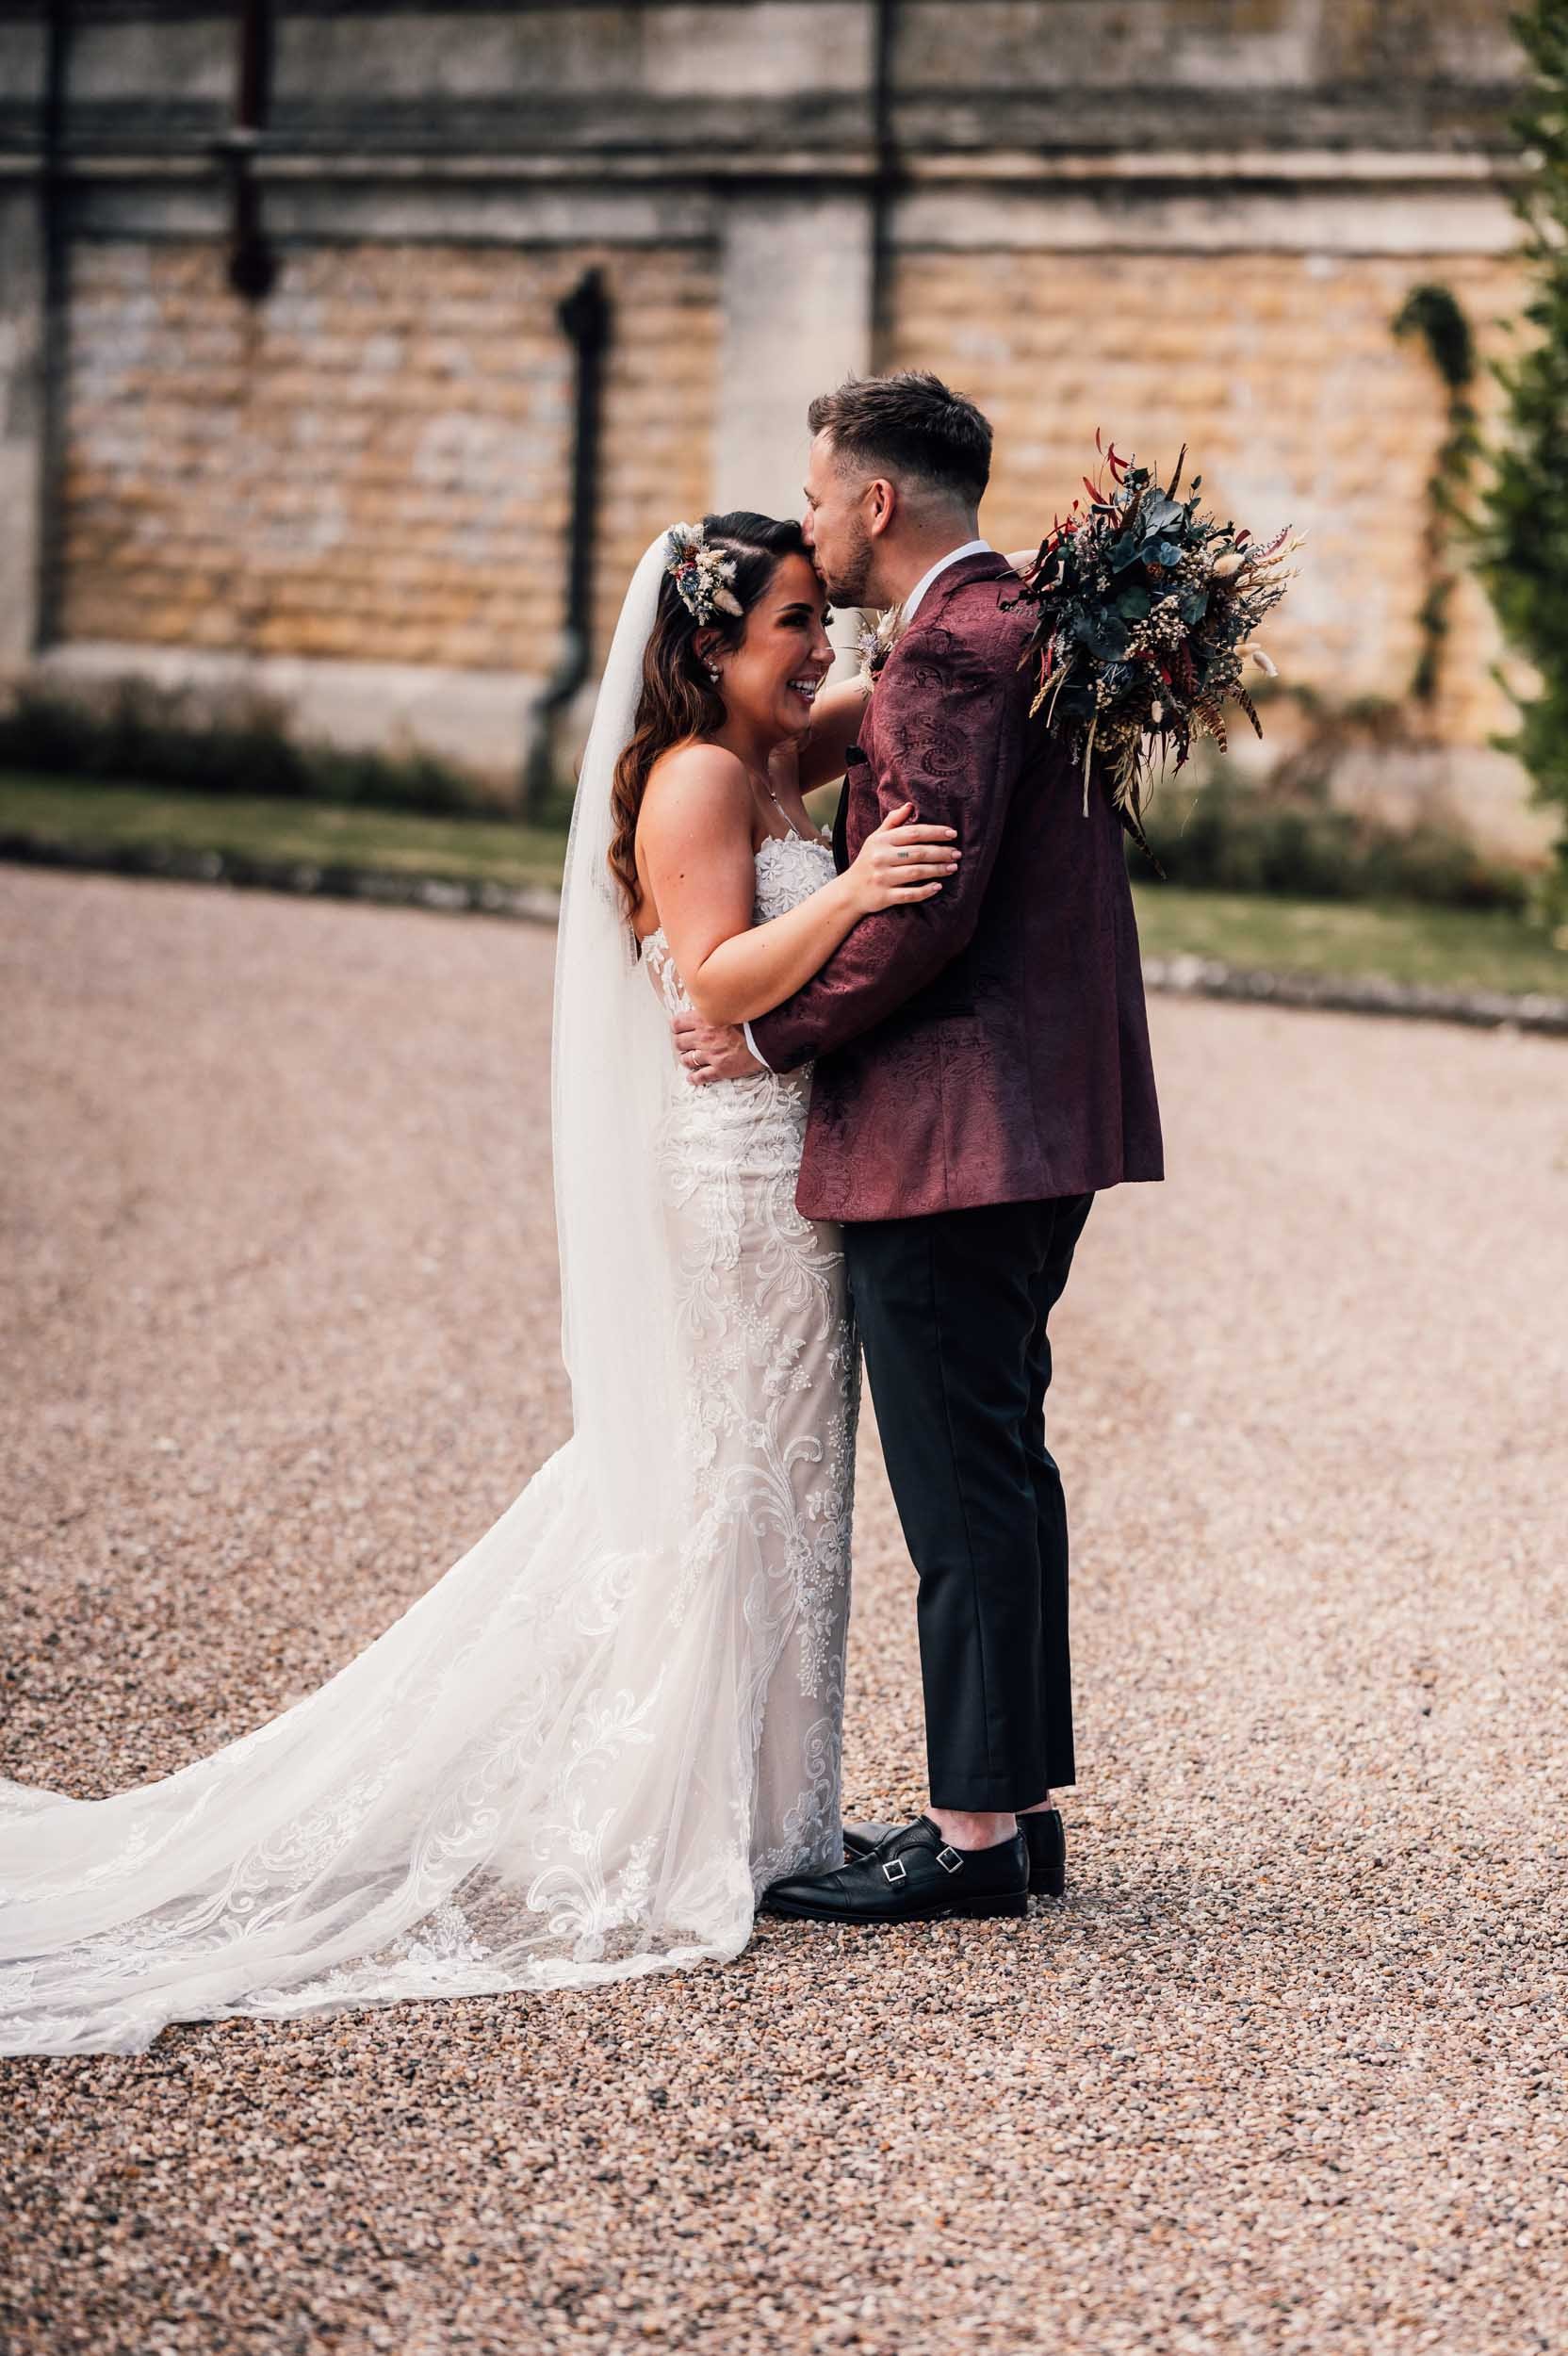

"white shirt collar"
[901, 538, 993, 623]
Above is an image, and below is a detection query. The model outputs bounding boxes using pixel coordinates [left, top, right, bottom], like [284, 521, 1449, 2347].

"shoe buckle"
[935, 1845, 964, 1875]
[881, 1857, 907, 1885]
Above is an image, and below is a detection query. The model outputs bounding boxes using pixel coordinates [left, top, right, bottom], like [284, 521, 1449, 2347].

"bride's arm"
[640, 745, 959, 1028]
[795, 679, 872, 793]
[794, 593, 1037, 795]
[793, 585, 1037, 793]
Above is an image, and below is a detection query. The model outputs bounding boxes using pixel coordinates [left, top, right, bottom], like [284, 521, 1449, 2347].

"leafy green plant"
[1475, 0, 1568, 907]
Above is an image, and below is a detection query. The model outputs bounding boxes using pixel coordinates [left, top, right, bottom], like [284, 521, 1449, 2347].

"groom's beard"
[819, 519, 875, 610]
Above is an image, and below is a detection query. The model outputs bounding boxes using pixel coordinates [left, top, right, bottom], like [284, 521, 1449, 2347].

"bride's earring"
[706, 664, 721, 683]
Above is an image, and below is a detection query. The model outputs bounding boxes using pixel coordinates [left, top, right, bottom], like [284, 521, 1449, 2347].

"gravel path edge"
[5, 832, 1566, 1037]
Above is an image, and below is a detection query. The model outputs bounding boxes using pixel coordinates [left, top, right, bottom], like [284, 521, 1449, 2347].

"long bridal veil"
[0, 534, 767, 2055]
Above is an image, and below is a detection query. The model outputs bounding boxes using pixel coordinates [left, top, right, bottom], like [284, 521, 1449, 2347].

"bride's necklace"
[751, 767, 808, 844]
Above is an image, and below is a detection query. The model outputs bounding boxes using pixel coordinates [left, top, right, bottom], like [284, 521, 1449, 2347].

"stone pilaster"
[0, 186, 44, 667]
[712, 194, 874, 524]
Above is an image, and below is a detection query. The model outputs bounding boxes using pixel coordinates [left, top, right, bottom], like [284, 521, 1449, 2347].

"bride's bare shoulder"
[641, 742, 751, 843]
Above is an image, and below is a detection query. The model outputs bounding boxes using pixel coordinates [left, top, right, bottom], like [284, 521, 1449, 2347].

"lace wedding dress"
[0, 540, 858, 2055]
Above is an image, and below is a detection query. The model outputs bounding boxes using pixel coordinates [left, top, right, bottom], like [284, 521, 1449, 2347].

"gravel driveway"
[3, 868, 1565, 2356]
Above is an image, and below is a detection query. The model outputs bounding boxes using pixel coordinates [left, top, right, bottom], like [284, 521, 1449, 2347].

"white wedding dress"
[0, 539, 858, 2055]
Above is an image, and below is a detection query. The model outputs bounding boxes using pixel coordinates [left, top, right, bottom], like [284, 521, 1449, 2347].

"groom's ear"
[864, 476, 898, 540]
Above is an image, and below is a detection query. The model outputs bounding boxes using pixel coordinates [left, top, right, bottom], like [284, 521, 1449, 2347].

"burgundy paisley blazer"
[748, 550, 1164, 1223]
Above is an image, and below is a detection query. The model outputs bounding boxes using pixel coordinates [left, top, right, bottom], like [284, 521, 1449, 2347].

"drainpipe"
[868, 0, 898, 368]
[522, 267, 612, 818]
[33, 0, 73, 651]
[223, 0, 276, 301]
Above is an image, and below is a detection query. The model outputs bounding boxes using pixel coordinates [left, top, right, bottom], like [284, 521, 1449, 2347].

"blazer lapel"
[864, 553, 1016, 714]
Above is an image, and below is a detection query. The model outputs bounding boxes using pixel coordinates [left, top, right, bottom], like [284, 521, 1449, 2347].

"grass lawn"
[4, 770, 1566, 1004]
[0, 772, 570, 892]
[1130, 883, 1568, 1002]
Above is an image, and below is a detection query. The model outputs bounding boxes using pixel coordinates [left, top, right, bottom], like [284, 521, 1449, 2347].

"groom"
[677, 370, 1164, 1922]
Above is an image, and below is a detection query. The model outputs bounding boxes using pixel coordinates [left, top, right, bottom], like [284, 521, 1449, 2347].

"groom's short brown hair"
[808, 370, 992, 504]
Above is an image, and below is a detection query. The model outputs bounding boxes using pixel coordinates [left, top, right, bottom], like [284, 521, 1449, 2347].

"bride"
[0, 514, 960, 2054]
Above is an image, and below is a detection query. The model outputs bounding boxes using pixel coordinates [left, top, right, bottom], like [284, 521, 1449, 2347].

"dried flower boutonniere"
[855, 605, 905, 695]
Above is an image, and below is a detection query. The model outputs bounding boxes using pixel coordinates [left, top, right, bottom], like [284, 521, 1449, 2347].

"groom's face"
[802, 433, 876, 608]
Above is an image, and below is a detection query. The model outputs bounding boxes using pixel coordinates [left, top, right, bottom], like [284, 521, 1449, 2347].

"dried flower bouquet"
[1008, 434, 1301, 858]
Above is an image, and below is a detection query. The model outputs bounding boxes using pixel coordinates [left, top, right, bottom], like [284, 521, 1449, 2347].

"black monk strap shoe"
[764, 1816, 1028, 1924]
[843, 1807, 1066, 1898]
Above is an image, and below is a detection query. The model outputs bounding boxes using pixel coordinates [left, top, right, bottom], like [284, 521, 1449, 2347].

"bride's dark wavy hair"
[608, 511, 811, 924]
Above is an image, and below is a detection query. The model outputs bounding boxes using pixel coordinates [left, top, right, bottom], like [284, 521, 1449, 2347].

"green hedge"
[0, 682, 496, 819]
[1136, 773, 1527, 912]
[3, 680, 1532, 915]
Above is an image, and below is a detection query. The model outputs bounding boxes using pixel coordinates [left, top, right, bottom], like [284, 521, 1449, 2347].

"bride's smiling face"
[706, 553, 833, 744]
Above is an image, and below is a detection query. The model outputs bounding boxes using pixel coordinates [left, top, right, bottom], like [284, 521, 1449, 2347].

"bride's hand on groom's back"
[846, 802, 961, 917]
[673, 1011, 763, 1086]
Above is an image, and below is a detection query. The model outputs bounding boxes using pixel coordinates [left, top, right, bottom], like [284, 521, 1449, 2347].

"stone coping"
[1140, 952, 1568, 1039]
[5, 831, 1565, 1040]
[0, 833, 564, 928]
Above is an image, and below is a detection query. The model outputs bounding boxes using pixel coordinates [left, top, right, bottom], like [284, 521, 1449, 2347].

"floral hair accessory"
[664, 522, 744, 625]
[855, 605, 905, 694]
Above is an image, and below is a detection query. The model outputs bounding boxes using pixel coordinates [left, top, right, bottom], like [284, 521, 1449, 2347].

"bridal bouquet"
[1009, 434, 1300, 853]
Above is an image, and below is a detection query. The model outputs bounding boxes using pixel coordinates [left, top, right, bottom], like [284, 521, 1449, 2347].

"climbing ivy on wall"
[1475, 0, 1568, 900]
[1392, 283, 1480, 711]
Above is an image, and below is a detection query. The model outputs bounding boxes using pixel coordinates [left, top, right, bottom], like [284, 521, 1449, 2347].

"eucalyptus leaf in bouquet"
[1008, 434, 1301, 863]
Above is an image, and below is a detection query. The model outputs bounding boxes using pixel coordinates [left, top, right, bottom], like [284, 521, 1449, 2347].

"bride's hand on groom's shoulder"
[846, 802, 961, 917]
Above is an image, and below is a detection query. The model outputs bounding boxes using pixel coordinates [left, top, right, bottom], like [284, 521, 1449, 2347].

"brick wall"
[888, 248, 1525, 757]
[59, 239, 720, 678]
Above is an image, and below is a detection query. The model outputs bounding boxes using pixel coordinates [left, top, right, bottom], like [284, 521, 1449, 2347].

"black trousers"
[844, 1193, 1093, 1812]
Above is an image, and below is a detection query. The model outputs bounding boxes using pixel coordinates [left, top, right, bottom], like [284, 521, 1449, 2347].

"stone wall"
[887, 0, 1519, 142]
[0, 0, 1549, 846]
[59, 237, 718, 678]
[890, 246, 1525, 748]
